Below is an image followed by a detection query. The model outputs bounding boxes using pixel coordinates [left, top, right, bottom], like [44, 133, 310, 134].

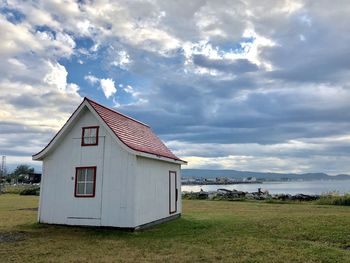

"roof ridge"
[84, 97, 150, 127]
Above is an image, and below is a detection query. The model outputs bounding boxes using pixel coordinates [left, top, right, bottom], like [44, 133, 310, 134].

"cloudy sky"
[1, 0, 350, 174]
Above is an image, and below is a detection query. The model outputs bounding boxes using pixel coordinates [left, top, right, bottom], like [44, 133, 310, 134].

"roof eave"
[32, 154, 43, 161]
[136, 151, 187, 165]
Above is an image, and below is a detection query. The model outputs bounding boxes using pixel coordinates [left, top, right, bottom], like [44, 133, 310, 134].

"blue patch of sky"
[60, 36, 185, 107]
[35, 25, 57, 37]
[59, 56, 110, 105]
[165, 49, 186, 66]
[214, 37, 255, 54]
[59, 39, 152, 107]
[75, 37, 95, 50]
[0, 7, 25, 24]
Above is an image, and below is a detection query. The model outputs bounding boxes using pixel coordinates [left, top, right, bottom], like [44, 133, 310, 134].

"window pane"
[84, 128, 90, 138]
[75, 167, 96, 196]
[77, 169, 85, 182]
[86, 168, 94, 181]
[84, 135, 91, 144]
[82, 128, 98, 145]
[90, 128, 96, 137]
[86, 183, 94, 195]
[77, 183, 85, 194]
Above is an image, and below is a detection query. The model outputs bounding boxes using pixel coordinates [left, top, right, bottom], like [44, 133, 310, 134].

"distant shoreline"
[181, 178, 350, 186]
[182, 179, 350, 195]
[182, 181, 263, 185]
[182, 169, 350, 182]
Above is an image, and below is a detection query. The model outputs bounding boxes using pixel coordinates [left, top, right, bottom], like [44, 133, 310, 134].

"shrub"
[317, 194, 350, 206]
[2, 185, 28, 194]
[19, 187, 40, 196]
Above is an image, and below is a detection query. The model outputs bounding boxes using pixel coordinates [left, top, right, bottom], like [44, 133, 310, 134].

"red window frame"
[74, 166, 97, 198]
[81, 126, 99, 146]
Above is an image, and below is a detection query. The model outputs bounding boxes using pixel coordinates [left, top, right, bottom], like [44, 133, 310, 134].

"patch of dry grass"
[0, 195, 349, 262]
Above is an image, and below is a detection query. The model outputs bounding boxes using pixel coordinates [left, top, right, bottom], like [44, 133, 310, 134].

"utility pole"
[0, 156, 6, 177]
[0, 156, 6, 194]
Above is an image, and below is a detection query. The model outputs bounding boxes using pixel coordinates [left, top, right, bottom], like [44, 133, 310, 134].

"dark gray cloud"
[0, 122, 41, 134]
[192, 55, 259, 73]
[8, 94, 44, 109]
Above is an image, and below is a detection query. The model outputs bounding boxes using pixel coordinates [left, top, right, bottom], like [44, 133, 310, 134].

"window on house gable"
[81, 126, 99, 146]
[75, 167, 96, 197]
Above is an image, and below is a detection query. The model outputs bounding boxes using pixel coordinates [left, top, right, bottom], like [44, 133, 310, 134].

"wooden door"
[169, 171, 177, 214]
[66, 137, 104, 225]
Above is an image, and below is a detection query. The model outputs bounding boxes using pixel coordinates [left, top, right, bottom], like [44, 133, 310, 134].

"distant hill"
[182, 169, 350, 181]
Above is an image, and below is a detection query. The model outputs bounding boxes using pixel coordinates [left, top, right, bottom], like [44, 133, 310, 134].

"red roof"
[86, 98, 182, 161]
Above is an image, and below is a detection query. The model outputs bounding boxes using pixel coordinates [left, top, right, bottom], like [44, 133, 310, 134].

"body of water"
[181, 180, 350, 195]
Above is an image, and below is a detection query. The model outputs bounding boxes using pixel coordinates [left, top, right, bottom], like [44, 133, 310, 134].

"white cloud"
[0, 14, 42, 57]
[120, 85, 148, 106]
[66, 83, 80, 94]
[182, 28, 275, 76]
[0, 8, 81, 162]
[239, 28, 276, 69]
[100, 78, 117, 99]
[44, 62, 69, 92]
[84, 74, 99, 85]
[167, 136, 350, 174]
[76, 19, 94, 36]
[111, 50, 131, 69]
[123, 85, 136, 95]
[180, 154, 350, 175]
[84, 74, 116, 99]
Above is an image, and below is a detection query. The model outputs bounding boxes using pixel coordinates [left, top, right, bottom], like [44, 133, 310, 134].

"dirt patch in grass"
[17, 208, 38, 211]
[0, 231, 26, 243]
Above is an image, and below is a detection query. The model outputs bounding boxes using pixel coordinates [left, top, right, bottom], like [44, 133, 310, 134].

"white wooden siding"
[39, 107, 136, 227]
[134, 156, 181, 227]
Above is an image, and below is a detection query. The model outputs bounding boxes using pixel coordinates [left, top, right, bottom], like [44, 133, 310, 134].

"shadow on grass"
[16, 216, 217, 241]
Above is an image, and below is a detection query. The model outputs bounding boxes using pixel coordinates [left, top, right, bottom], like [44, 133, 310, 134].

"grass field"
[0, 195, 349, 262]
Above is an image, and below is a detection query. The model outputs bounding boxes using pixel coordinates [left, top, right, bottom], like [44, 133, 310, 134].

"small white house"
[33, 97, 186, 230]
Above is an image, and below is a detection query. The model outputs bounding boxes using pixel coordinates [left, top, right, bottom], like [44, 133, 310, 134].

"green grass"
[0, 195, 350, 262]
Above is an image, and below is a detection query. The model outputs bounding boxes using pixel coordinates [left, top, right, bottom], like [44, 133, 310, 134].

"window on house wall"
[81, 126, 99, 146]
[75, 167, 96, 197]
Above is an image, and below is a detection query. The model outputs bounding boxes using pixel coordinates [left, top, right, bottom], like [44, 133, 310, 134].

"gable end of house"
[32, 98, 186, 165]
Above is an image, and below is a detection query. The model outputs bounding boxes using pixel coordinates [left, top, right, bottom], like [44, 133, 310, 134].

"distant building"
[216, 177, 229, 184]
[243, 177, 257, 182]
[18, 173, 41, 184]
